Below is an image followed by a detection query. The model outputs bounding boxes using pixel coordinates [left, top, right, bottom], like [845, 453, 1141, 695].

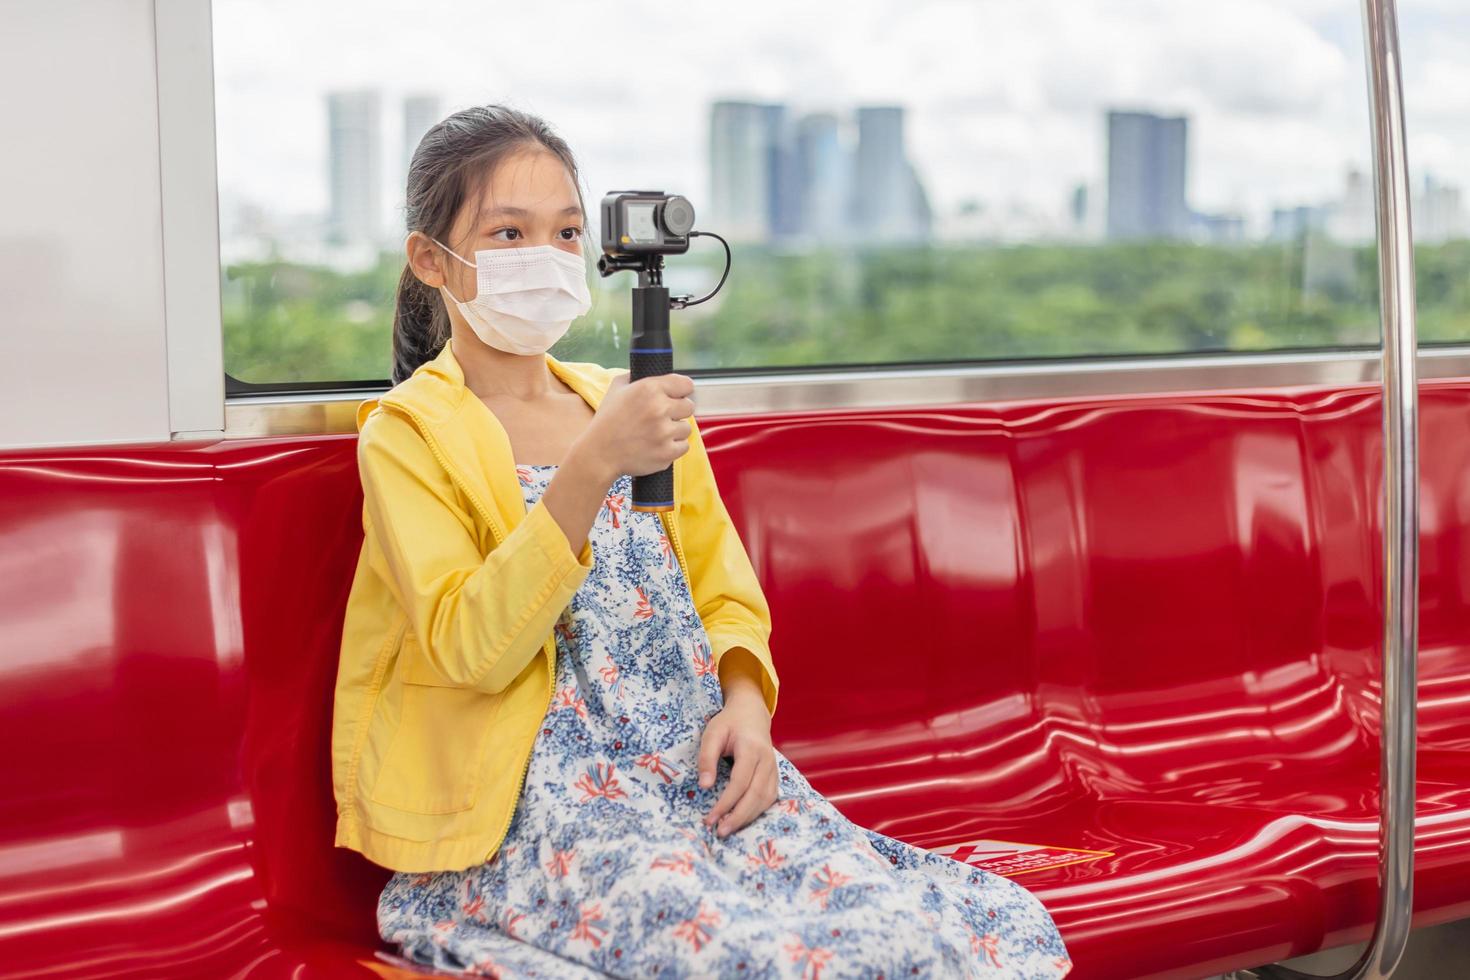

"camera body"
[600, 190, 694, 256]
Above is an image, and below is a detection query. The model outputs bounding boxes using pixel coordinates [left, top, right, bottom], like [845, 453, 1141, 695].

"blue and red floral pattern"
[377, 465, 1072, 979]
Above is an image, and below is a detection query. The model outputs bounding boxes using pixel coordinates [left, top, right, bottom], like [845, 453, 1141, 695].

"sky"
[211, 0, 1470, 236]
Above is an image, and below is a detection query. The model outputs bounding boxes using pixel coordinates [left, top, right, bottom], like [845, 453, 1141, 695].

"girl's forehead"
[475, 149, 580, 215]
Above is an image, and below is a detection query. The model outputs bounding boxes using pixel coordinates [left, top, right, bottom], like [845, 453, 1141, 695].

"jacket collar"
[357, 338, 613, 433]
[357, 339, 621, 535]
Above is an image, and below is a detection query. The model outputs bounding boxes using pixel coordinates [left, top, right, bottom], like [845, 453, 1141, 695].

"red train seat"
[3, 379, 1470, 979]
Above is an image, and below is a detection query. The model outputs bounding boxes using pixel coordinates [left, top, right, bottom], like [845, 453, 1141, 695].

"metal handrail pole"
[1228, 0, 1419, 977]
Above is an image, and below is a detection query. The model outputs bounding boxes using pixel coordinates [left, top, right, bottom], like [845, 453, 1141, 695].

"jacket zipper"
[660, 510, 690, 584]
[376, 399, 557, 864]
[487, 655, 557, 862]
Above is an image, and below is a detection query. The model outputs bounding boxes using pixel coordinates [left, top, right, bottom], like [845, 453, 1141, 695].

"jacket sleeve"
[678, 416, 780, 718]
[357, 409, 594, 694]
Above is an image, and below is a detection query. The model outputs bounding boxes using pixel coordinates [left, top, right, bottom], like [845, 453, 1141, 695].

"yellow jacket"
[332, 339, 779, 873]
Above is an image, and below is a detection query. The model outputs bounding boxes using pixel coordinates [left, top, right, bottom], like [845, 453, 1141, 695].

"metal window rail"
[1229, 0, 1420, 977]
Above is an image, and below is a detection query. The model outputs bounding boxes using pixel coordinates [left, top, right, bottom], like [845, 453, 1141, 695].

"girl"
[333, 104, 1073, 978]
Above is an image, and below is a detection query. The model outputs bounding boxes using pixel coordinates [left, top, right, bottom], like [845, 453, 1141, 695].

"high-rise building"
[1191, 210, 1246, 243]
[327, 90, 382, 245]
[709, 101, 786, 242]
[852, 106, 930, 241]
[403, 94, 441, 173]
[1325, 166, 1375, 244]
[1271, 204, 1327, 241]
[905, 159, 933, 238]
[1416, 173, 1468, 243]
[1070, 183, 1089, 230]
[794, 112, 849, 241]
[710, 100, 930, 244]
[1105, 110, 1189, 240]
[767, 112, 803, 241]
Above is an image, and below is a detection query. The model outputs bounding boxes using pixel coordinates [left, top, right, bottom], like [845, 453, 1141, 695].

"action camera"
[600, 191, 695, 257]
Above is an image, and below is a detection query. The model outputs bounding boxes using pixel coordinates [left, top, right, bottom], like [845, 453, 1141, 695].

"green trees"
[223, 239, 1469, 385]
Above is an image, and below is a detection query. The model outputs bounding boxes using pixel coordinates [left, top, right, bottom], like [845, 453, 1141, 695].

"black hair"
[392, 104, 587, 385]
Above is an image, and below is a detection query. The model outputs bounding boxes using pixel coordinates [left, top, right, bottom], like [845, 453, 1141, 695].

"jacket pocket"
[368, 633, 505, 814]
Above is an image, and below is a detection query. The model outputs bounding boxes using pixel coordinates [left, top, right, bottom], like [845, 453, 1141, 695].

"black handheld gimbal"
[596, 190, 730, 512]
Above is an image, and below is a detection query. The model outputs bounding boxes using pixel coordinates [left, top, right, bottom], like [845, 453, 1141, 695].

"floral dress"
[377, 464, 1073, 979]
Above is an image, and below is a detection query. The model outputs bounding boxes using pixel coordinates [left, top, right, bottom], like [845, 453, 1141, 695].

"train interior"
[4, 2, 1470, 978]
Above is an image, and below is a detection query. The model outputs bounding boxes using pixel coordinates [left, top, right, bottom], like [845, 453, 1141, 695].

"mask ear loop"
[426, 234, 477, 304]
[427, 235, 477, 269]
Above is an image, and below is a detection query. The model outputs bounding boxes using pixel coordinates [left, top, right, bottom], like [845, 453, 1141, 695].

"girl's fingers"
[707, 739, 756, 830]
[697, 718, 728, 789]
[718, 754, 775, 837]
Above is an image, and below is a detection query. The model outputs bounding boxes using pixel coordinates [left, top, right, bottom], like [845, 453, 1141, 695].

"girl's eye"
[560, 227, 584, 241]
[491, 227, 521, 241]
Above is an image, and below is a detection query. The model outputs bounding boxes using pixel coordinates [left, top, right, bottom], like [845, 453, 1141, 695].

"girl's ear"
[406, 231, 447, 289]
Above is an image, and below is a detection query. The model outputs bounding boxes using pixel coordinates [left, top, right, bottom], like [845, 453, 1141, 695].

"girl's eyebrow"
[480, 204, 584, 219]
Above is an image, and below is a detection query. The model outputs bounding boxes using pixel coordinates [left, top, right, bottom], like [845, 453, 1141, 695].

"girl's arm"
[717, 647, 769, 708]
[680, 416, 780, 719]
[358, 409, 607, 694]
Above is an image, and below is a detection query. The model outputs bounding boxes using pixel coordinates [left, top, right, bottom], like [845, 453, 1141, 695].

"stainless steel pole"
[1228, 0, 1419, 977]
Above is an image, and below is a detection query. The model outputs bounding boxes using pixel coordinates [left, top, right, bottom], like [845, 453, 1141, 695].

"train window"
[212, 1, 1466, 392]
[1401, 6, 1470, 347]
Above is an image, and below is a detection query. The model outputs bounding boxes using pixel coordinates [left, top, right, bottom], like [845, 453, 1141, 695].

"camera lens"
[661, 196, 695, 237]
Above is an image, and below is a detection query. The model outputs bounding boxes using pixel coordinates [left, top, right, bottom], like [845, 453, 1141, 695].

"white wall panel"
[0, 0, 171, 450]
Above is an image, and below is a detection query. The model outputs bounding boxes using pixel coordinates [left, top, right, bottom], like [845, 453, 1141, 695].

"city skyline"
[709, 101, 932, 245]
[221, 89, 1467, 270]
[212, 0, 1470, 251]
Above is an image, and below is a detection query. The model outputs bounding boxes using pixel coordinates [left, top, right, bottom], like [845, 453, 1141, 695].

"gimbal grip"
[630, 346, 675, 511]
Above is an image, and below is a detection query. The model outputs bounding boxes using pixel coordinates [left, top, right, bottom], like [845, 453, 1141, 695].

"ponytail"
[391, 265, 448, 386]
[391, 104, 587, 385]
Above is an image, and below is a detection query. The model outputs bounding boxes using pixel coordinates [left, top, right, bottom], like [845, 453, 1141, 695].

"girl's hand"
[697, 686, 778, 838]
[575, 371, 695, 481]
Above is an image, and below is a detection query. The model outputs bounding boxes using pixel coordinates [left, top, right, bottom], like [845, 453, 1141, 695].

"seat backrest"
[707, 384, 1470, 826]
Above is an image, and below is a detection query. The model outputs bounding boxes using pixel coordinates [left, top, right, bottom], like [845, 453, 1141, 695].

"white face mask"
[430, 238, 592, 355]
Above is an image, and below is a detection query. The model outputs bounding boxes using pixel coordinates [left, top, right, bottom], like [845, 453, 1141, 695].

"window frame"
[220, 342, 1470, 439]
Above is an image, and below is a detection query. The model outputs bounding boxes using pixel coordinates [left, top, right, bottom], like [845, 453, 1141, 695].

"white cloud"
[211, 0, 1470, 232]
